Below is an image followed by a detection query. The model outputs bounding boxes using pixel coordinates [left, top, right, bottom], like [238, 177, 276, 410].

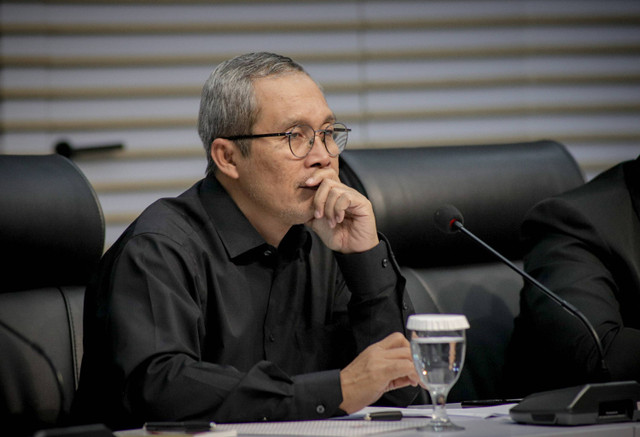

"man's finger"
[311, 177, 339, 219]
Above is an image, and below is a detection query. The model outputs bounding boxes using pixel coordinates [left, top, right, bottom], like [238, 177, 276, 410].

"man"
[72, 52, 419, 430]
[505, 155, 640, 396]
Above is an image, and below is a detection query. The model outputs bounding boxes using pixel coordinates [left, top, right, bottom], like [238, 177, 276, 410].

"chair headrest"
[340, 140, 584, 267]
[0, 155, 105, 292]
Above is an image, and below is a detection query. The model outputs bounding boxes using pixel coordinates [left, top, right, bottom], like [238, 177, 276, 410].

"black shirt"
[73, 175, 416, 430]
[505, 158, 640, 396]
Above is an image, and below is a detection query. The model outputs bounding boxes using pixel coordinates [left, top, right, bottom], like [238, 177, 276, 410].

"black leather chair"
[340, 140, 585, 402]
[0, 155, 105, 436]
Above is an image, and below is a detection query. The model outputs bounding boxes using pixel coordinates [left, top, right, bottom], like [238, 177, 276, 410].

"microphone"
[433, 204, 463, 235]
[434, 204, 609, 379]
[433, 205, 640, 426]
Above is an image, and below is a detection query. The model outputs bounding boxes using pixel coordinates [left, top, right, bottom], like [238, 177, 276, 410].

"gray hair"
[197, 52, 310, 175]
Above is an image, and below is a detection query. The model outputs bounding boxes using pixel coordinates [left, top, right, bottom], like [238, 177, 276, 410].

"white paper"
[212, 405, 515, 436]
[447, 403, 516, 419]
[214, 407, 431, 436]
[214, 419, 430, 436]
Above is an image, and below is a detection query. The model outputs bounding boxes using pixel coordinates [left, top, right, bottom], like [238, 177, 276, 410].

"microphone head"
[434, 204, 464, 234]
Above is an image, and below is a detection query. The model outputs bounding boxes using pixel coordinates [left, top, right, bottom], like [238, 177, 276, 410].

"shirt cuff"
[292, 369, 344, 418]
[334, 239, 398, 298]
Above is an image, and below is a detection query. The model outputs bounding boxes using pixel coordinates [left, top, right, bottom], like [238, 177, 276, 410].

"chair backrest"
[0, 154, 105, 435]
[340, 140, 585, 401]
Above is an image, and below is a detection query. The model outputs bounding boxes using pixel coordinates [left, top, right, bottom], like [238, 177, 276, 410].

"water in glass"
[408, 314, 469, 432]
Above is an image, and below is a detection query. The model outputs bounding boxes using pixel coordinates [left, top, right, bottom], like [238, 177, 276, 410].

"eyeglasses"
[222, 122, 350, 158]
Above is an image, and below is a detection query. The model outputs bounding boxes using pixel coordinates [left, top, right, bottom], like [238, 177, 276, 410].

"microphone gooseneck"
[433, 205, 610, 382]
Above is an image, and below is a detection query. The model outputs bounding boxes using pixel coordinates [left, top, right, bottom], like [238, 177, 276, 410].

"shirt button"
[381, 258, 389, 268]
[403, 301, 409, 310]
[269, 334, 275, 342]
[263, 249, 273, 257]
[316, 404, 326, 415]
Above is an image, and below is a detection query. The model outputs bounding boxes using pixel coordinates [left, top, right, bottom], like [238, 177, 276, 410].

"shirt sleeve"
[333, 234, 419, 407]
[106, 234, 344, 425]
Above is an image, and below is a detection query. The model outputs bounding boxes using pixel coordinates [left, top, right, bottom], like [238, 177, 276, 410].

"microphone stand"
[451, 220, 610, 381]
[436, 205, 639, 425]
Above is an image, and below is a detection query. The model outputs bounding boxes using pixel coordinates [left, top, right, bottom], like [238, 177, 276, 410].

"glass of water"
[408, 314, 470, 432]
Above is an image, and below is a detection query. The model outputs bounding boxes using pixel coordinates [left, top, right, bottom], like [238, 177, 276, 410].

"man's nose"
[305, 134, 332, 167]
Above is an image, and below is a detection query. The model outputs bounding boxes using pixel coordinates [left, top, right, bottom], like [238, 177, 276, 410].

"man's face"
[233, 72, 340, 232]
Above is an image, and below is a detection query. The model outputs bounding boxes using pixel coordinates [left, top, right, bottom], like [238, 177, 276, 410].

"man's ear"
[211, 138, 240, 179]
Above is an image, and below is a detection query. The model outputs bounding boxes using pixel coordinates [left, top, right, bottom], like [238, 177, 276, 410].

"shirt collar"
[198, 174, 310, 260]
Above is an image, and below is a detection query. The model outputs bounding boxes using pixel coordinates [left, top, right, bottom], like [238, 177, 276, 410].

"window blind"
[2, 0, 639, 247]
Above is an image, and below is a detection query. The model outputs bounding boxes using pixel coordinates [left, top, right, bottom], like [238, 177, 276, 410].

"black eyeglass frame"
[221, 122, 351, 158]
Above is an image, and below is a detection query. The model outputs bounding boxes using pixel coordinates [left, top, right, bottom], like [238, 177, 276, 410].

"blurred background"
[1, 0, 639, 248]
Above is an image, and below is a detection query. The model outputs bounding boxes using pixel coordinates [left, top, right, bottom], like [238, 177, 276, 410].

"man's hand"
[339, 332, 420, 414]
[305, 169, 379, 253]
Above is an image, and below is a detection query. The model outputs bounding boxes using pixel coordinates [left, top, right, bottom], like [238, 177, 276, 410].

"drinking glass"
[408, 314, 470, 432]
